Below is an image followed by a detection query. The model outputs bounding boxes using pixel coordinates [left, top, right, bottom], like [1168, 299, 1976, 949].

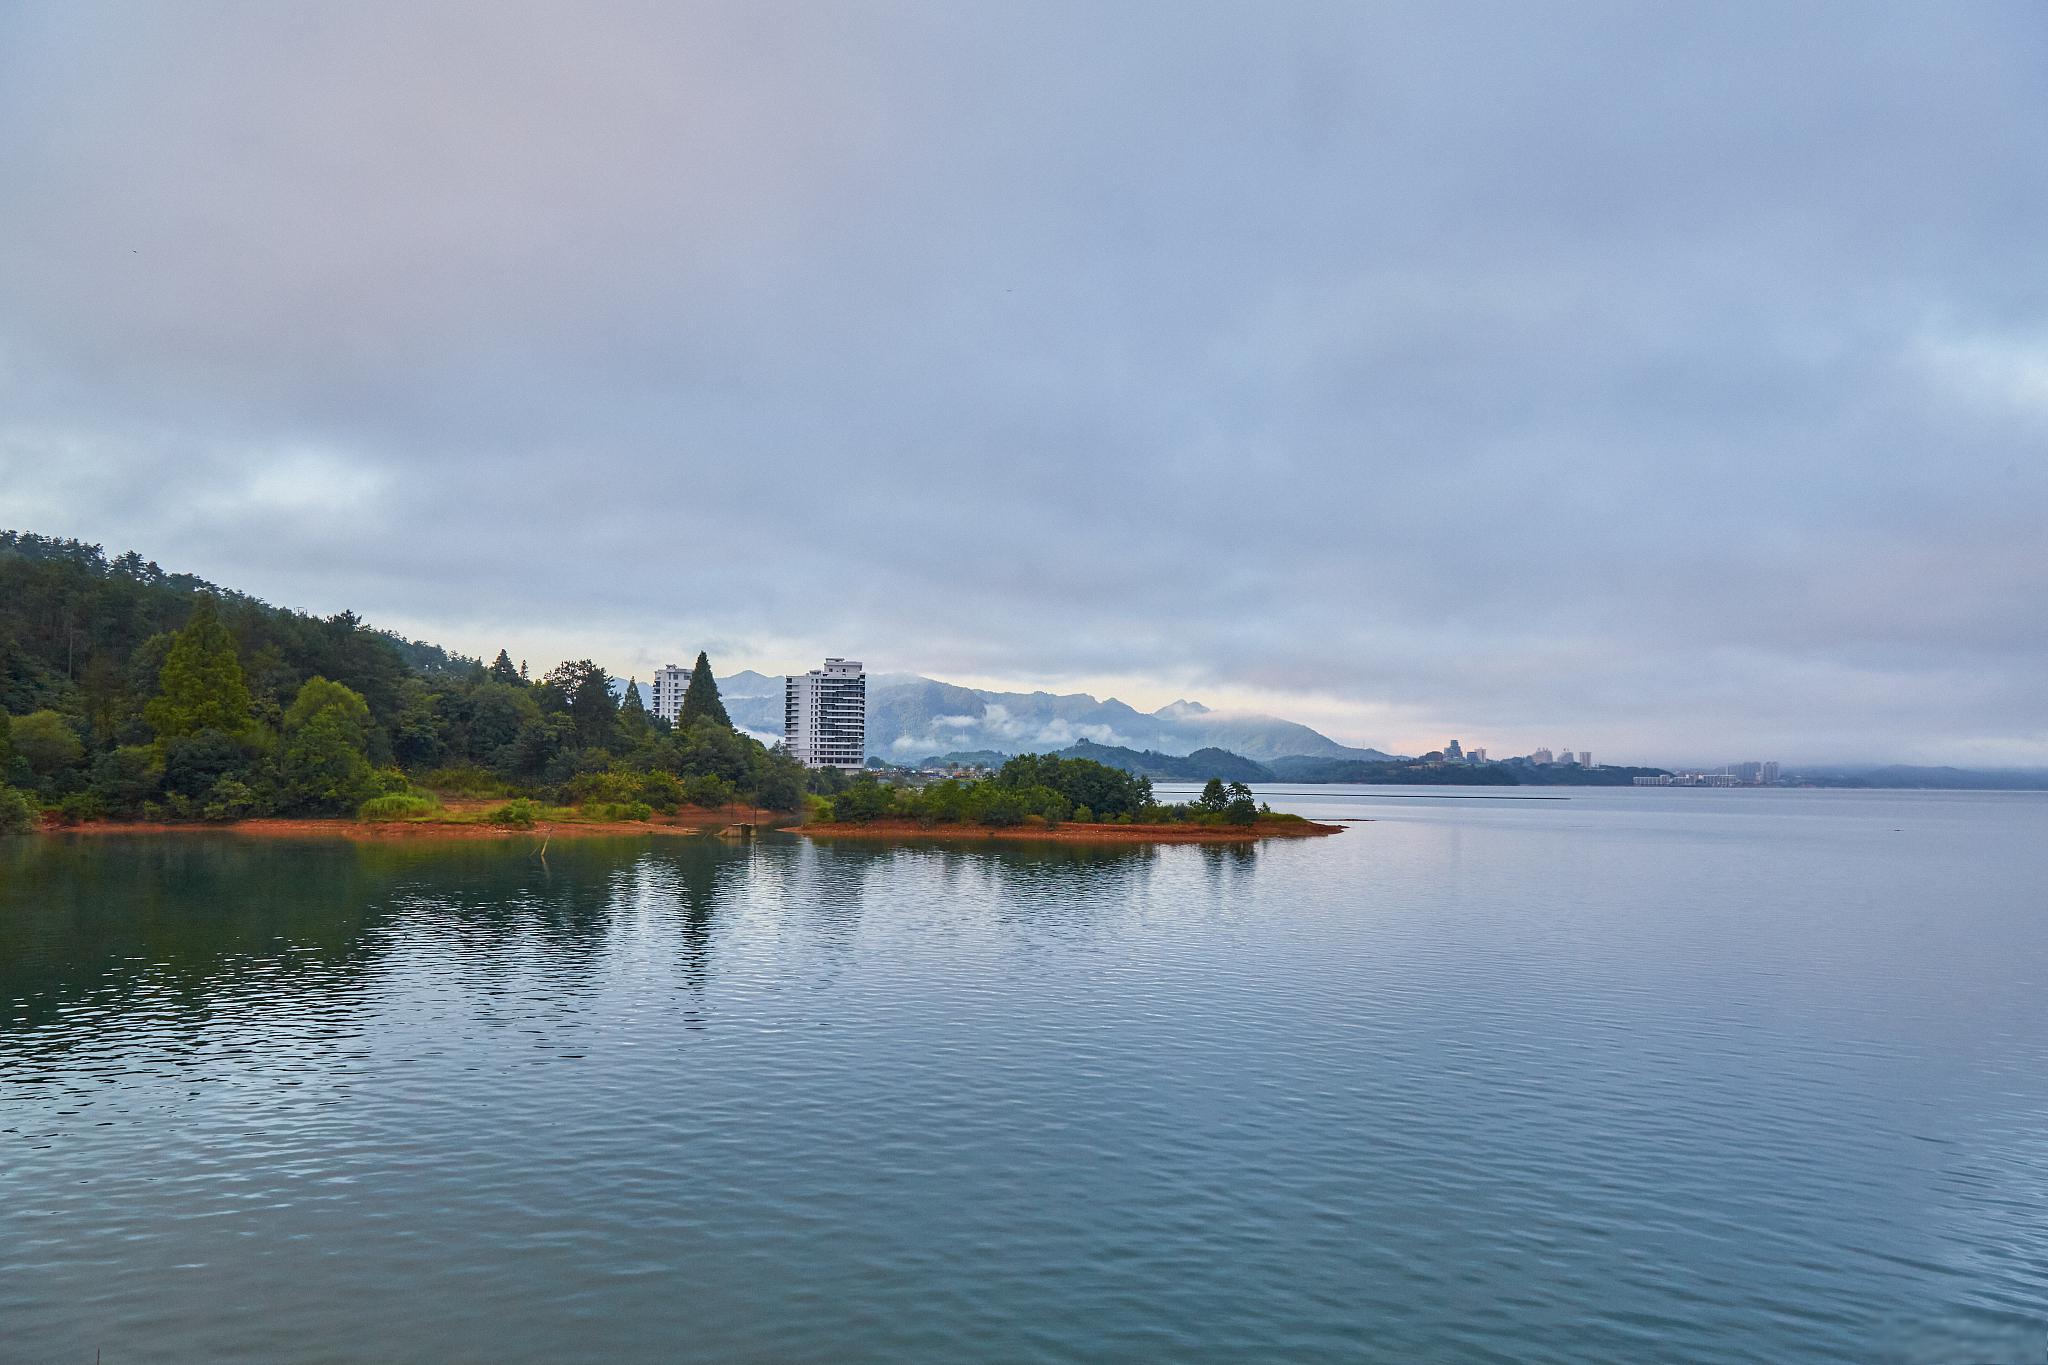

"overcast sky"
[3, 2, 2044, 765]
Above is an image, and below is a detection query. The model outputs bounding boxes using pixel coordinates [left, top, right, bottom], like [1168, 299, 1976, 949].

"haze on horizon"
[2, 2, 2043, 766]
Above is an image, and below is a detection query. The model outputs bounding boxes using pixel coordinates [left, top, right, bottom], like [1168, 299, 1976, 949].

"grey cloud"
[1, 1, 2044, 762]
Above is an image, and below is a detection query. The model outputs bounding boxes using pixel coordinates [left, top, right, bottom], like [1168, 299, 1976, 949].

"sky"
[2, 2, 2044, 766]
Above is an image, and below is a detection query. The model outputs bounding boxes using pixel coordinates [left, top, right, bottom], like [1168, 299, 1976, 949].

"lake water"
[3, 786, 2045, 1363]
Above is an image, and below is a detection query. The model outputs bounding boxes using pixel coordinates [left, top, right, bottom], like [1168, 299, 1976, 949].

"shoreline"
[27, 810, 1344, 847]
[795, 817, 1344, 844]
[36, 806, 796, 843]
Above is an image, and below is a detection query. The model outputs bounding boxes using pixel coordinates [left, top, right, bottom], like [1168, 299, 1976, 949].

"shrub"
[358, 792, 440, 822]
[1072, 804, 1095, 824]
[9, 710, 85, 779]
[90, 746, 163, 818]
[489, 798, 540, 829]
[421, 765, 510, 798]
[0, 785, 37, 834]
[682, 773, 737, 809]
[203, 777, 261, 823]
[367, 768, 414, 797]
[55, 792, 105, 824]
[582, 800, 653, 822]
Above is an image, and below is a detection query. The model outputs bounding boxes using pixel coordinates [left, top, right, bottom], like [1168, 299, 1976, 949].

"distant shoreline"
[797, 817, 1343, 845]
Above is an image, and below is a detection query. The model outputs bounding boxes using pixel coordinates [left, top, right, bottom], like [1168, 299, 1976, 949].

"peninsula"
[0, 533, 1341, 848]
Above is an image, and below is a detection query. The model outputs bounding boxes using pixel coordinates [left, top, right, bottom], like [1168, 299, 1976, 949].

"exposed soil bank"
[39, 806, 795, 843]
[796, 818, 1343, 845]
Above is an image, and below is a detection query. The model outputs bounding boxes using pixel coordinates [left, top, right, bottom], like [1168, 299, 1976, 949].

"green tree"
[618, 678, 654, 744]
[1224, 780, 1258, 825]
[540, 660, 617, 751]
[1196, 778, 1230, 814]
[146, 596, 253, 740]
[679, 651, 730, 729]
[89, 745, 163, 817]
[280, 676, 375, 813]
[488, 649, 523, 685]
[0, 784, 35, 834]
[9, 709, 83, 777]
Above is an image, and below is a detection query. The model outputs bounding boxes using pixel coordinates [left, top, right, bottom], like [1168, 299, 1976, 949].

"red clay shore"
[40, 805, 794, 843]
[796, 817, 1343, 844]
[36, 807, 1342, 846]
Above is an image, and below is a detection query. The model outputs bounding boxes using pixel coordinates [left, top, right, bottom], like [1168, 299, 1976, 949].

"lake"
[3, 786, 2045, 1362]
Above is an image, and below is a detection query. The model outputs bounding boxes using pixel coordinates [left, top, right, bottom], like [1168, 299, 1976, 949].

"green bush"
[682, 773, 736, 809]
[202, 777, 260, 823]
[54, 792, 104, 824]
[357, 792, 440, 822]
[582, 800, 653, 822]
[0, 785, 40, 834]
[421, 765, 510, 798]
[489, 798, 540, 829]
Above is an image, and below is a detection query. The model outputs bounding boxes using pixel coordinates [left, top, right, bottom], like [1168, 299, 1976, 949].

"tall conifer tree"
[146, 596, 254, 739]
[679, 652, 730, 729]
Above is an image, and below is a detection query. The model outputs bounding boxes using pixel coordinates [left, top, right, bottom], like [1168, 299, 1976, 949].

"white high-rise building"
[785, 658, 867, 769]
[648, 663, 689, 726]
[1530, 747, 1555, 766]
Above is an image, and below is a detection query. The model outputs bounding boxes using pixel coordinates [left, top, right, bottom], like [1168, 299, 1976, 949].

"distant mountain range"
[716, 671, 1398, 765]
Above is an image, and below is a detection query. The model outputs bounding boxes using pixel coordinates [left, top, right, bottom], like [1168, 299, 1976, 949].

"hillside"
[0, 531, 808, 822]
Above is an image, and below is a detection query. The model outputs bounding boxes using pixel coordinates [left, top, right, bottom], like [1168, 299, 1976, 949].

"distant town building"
[785, 658, 867, 770]
[1580, 751, 1594, 769]
[1467, 747, 1487, 763]
[1530, 747, 1554, 766]
[648, 663, 688, 726]
[1445, 739, 1463, 760]
[1762, 761, 1780, 783]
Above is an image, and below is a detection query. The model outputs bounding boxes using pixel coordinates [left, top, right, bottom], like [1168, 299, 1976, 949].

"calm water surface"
[3, 786, 2045, 1363]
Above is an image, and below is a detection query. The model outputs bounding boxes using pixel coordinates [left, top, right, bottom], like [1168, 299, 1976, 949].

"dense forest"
[0, 532, 807, 831]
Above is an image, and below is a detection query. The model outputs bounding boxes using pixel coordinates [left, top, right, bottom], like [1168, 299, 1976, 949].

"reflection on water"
[3, 796, 2046, 1364]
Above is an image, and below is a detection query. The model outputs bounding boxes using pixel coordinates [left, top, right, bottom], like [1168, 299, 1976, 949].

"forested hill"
[0, 531, 806, 825]
[0, 531, 475, 717]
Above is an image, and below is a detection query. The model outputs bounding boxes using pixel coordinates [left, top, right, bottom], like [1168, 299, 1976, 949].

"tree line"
[816, 754, 1272, 829]
[0, 532, 808, 830]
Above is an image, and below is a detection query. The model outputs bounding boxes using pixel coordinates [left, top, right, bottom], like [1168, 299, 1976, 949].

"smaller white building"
[648, 663, 689, 726]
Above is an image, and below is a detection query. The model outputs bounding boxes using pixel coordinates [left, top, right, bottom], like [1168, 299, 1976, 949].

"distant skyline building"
[648, 663, 688, 726]
[1445, 739, 1463, 760]
[785, 658, 867, 769]
[1530, 747, 1554, 766]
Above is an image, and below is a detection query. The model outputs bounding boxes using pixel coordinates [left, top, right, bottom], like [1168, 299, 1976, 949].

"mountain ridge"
[719, 671, 1396, 763]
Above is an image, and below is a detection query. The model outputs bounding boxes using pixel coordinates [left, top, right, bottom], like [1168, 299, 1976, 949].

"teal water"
[3, 787, 2045, 1363]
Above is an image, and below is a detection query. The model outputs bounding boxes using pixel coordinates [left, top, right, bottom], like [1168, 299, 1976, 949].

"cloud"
[2, 2, 2043, 763]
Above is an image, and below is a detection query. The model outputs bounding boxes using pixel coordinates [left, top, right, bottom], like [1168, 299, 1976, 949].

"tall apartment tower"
[785, 658, 867, 769]
[647, 663, 690, 726]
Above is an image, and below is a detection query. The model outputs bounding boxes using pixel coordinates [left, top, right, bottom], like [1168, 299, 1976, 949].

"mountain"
[1038, 740, 1272, 783]
[718, 670, 783, 698]
[1782, 764, 2048, 791]
[724, 671, 1397, 764]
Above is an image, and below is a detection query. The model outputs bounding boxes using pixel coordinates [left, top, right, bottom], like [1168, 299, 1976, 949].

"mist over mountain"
[719, 672, 1397, 764]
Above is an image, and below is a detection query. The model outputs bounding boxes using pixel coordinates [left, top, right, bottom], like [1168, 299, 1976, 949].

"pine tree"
[146, 596, 254, 740]
[488, 649, 522, 684]
[618, 677, 653, 744]
[679, 651, 730, 730]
